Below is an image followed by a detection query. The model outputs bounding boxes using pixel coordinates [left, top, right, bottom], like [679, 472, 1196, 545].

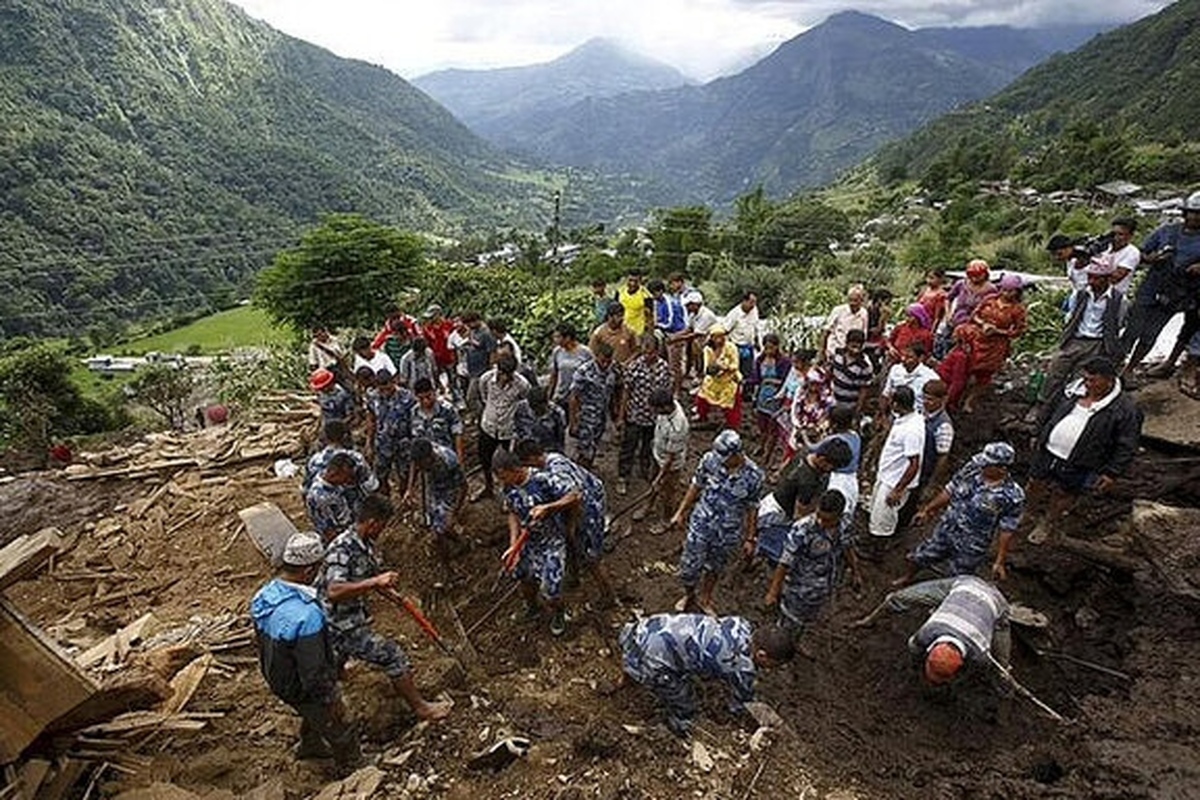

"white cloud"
[228, 0, 1171, 80]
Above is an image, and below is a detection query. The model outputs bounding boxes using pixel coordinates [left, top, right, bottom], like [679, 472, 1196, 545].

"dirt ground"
[5, 379, 1200, 799]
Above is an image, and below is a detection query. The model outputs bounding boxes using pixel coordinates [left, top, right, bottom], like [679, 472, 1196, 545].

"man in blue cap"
[893, 442, 1025, 586]
[669, 429, 764, 615]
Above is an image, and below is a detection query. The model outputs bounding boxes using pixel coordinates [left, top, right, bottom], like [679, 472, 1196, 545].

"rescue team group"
[248, 199, 1200, 774]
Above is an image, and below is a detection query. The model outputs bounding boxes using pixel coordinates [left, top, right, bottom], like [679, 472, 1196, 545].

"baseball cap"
[712, 429, 743, 458]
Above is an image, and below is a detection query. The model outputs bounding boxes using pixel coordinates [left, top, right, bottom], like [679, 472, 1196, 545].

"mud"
[6, 384, 1200, 799]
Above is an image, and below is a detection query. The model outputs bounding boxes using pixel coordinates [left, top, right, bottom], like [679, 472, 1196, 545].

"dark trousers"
[478, 430, 509, 491]
[294, 700, 360, 770]
[618, 422, 654, 479]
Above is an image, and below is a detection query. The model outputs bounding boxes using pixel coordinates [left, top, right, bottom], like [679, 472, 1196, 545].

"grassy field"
[121, 306, 293, 355]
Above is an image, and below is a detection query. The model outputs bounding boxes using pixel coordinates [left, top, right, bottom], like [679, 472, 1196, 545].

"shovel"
[377, 587, 464, 668]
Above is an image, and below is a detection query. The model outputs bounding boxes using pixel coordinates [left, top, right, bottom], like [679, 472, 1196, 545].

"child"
[774, 348, 816, 464]
[753, 334, 791, 461]
[790, 367, 834, 452]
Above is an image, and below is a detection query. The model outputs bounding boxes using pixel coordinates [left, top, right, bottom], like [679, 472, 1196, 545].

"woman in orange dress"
[955, 273, 1027, 413]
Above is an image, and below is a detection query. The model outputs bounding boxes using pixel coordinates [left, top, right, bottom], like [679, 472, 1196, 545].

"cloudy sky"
[228, 0, 1172, 80]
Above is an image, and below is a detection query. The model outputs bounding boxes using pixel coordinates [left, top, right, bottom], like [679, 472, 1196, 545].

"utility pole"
[551, 188, 562, 303]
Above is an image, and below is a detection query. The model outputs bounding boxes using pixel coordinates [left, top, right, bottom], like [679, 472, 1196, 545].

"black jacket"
[1037, 389, 1142, 477]
[250, 579, 338, 708]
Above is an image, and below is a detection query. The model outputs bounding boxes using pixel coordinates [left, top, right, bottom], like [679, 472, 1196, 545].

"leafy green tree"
[0, 344, 119, 459]
[254, 214, 424, 330]
[650, 206, 714, 276]
[129, 365, 195, 430]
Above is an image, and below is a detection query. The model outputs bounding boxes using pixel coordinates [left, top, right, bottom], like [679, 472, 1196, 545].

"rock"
[467, 736, 531, 772]
[745, 701, 785, 730]
[691, 740, 714, 773]
[111, 784, 203, 800]
[311, 766, 386, 800]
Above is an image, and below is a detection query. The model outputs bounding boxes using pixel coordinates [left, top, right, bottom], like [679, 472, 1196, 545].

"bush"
[210, 345, 308, 410]
[708, 263, 790, 317]
[512, 286, 596, 367]
[416, 262, 546, 323]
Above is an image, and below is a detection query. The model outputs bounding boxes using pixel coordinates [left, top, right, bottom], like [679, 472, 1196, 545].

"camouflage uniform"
[776, 514, 854, 630]
[910, 465, 1025, 576]
[408, 399, 463, 452]
[545, 452, 607, 560]
[421, 443, 466, 536]
[371, 388, 416, 483]
[619, 613, 757, 736]
[679, 451, 764, 587]
[319, 528, 411, 677]
[317, 385, 355, 425]
[569, 359, 617, 462]
[303, 446, 378, 502]
[305, 474, 356, 541]
[503, 469, 575, 602]
[514, 400, 567, 453]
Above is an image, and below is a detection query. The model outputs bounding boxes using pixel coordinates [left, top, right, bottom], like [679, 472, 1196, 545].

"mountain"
[876, 0, 1200, 189]
[412, 38, 691, 139]
[0, 0, 553, 341]
[482, 11, 1084, 205]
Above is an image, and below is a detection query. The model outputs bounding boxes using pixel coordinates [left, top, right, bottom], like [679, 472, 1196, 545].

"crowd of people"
[251, 196, 1200, 775]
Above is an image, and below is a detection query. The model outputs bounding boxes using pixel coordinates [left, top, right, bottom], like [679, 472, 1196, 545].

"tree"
[129, 365, 195, 430]
[650, 206, 714, 276]
[254, 214, 424, 330]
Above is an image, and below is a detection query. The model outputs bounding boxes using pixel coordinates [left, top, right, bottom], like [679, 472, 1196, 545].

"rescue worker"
[405, 438, 467, 560]
[408, 377, 465, 466]
[754, 438, 852, 566]
[513, 385, 568, 454]
[493, 448, 579, 637]
[669, 430, 764, 615]
[304, 453, 359, 542]
[568, 341, 618, 470]
[303, 420, 377, 501]
[366, 370, 415, 496]
[311, 368, 355, 428]
[617, 613, 795, 736]
[320, 495, 452, 721]
[895, 442, 1025, 586]
[514, 439, 612, 601]
[763, 489, 861, 635]
[251, 532, 361, 776]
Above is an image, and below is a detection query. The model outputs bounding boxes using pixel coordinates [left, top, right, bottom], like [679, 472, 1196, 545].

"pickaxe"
[376, 586, 464, 668]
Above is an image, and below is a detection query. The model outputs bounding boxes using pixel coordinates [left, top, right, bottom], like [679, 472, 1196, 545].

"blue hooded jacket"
[250, 578, 338, 707]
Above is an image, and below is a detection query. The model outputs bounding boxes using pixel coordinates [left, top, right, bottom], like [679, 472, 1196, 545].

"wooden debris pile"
[62, 418, 309, 482]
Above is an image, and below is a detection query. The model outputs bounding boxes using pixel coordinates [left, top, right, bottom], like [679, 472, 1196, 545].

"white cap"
[282, 532, 325, 567]
[682, 290, 703, 305]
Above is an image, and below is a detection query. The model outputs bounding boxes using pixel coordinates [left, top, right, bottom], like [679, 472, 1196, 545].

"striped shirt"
[829, 351, 874, 406]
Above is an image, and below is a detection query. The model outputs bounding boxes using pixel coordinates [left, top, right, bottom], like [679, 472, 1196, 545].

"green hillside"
[0, 0, 555, 342]
[875, 0, 1200, 190]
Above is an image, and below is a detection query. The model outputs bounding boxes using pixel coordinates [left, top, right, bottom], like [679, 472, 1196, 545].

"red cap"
[309, 368, 335, 391]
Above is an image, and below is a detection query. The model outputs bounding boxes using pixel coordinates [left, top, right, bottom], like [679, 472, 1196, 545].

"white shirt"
[824, 304, 869, 358]
[687, 306, 720, 336]
[352, 350, 396, 378]
[653, 402, 690, 467]
[878, 411, 926, 488]
[1075, 285, 1117, 339]
[882, 363, 940, 413]
[1045, 380, 1122, 461]
[1101, 243, 1141, 296]
[1065, 258, 1089, 292]
[723, 304, 762, 348]
[447, 330, 469, 377]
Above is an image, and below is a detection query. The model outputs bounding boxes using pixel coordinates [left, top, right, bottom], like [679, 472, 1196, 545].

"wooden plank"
[16, 759, 49, 800]
[237, 503, 299, 567]
[0, 529, 64, 592]
[75, 614, 160, 670]
[161, 655, 211, 715]
[0, 599, 98, 763]
[32, 758, 86, 800]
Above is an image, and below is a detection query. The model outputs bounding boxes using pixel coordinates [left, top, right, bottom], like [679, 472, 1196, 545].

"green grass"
[121, 306, 293, 355]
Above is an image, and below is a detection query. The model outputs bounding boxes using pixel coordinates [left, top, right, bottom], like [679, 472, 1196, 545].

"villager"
[694, 324, 743, 428]
[617, 333, 672, 495]
[956, 273, 1027, 413]
[821, 284, 869, 362]
[474, 353, 530, 501]
[251, 532, 362, 776]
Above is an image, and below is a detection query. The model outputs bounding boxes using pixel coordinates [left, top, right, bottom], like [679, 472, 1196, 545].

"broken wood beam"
[0, 529, 65, 592]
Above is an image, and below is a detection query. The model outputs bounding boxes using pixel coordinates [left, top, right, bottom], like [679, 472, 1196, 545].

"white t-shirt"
[352, 350, 396, 378]
[688, 306, 720, 337]
[878, 411, 926, 488]
[447, 330, 470, 377]
[1102, 243, 1141, 295]
[882, 363, 940, 413]
[824, 304, 869, 358]
[723, 305, 761, 348]
[653, 402, 690, 467]
[1065, 257, 1089, 292]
